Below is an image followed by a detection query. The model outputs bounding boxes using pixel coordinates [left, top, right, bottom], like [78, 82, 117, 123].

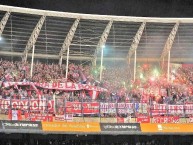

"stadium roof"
[1, 5, 193, 63]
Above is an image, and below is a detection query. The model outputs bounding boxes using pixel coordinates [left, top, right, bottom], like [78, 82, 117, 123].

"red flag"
[88, 90, 99, 100]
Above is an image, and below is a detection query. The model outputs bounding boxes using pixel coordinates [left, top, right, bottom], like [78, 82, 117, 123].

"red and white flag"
[88, 90, 99, 100]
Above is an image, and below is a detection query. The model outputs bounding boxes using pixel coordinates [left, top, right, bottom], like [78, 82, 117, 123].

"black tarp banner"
[1, 120, 42, 130]
[100, 123, 141, 132]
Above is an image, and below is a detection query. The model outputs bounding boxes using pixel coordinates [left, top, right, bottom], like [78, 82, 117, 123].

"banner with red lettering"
[0, 99, 192, 116]
[65, 102, 99, 114]
[151, 104, 167, 116]
[137, 115, 150, 123]
[184, 104, 193, 115]
[100, 103, 134, 114]
[0, 99, 54, 112]
[152, 116, 180, 123]
[100, 103, 116, 114]
[151, 104, 184, 116]
[168, 105, 184, 115]
[55, 114, 73, 121]
[3, 82, 107, 92]
[25, 113, 53, 121]
[100, 103, 148, 114]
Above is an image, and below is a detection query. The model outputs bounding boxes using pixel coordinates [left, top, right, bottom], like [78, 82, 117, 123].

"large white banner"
[3, 82, 107, 92]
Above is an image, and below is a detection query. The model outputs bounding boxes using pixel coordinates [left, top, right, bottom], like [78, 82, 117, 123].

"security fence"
[0, 97, 192, 123]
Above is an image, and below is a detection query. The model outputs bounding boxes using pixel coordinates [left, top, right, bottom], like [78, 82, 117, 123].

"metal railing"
[0, 97, 192, 123]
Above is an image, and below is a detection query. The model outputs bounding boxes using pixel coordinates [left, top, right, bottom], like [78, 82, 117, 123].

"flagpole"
[65, 46, 70, 79]
[167, 50, 170, 82]
[30, 45, 35, 78]
[134, 50, 136, 82]
[99, 46, 104, 81]
[53, 92, 56, 114]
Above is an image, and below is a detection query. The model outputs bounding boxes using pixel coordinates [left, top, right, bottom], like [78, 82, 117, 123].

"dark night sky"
[1, 0, 193, 17]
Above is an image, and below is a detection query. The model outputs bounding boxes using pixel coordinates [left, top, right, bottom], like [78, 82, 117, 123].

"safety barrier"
[0, 120, 193, 134]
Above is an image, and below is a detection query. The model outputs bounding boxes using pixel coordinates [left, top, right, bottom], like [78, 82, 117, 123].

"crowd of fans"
[0, 60, 129, 101]
[0, 59, 193, 105]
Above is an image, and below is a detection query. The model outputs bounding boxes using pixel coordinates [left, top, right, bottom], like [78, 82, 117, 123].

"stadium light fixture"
[153, 68, 159, 77]
[140, 73, 144, 79]
[172, 69, 176, 74]
[150, 77, 155, 81]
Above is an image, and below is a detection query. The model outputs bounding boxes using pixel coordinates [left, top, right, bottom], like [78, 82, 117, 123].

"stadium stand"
[0, 4, 193, 145]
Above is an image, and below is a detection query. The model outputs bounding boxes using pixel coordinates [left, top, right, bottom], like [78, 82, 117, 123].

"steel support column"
[22, 15, 46, 62]
[93, 20, 113, 66]
[0, 11, 10, 36]
[160, 22, 179, 82]
[127, 22, 146, 64]
[160, 22, 179, 60]
[59, 18, 80, 66]
[133, 50, 137, 82]
[167, 50, 171, 82]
